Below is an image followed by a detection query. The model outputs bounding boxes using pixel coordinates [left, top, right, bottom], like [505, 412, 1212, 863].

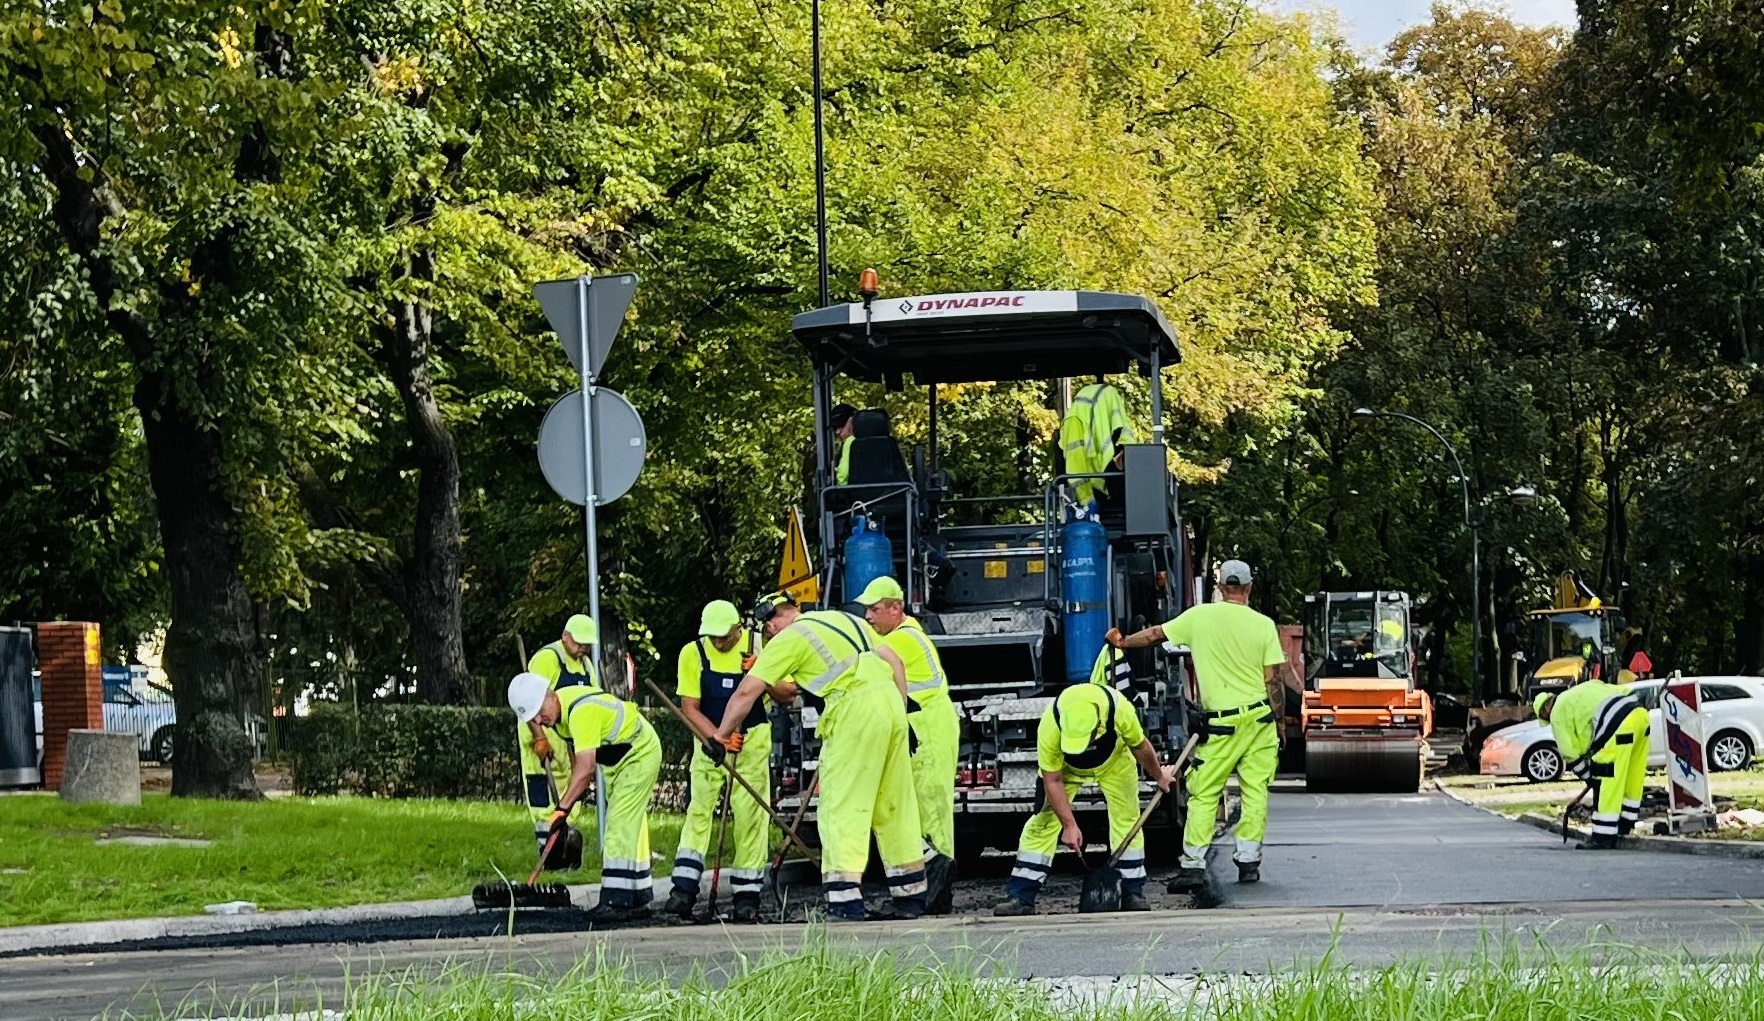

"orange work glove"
[532, 734, 552, 760]
[742, 654, 758, 671]
[723, 732, 745, 754]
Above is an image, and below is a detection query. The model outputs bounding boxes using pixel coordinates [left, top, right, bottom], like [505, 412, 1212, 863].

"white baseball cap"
[507, 672, 550, 724]
[1219, 559, 1253, 585]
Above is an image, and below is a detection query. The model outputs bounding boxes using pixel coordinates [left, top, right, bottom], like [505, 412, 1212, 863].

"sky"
[1276, 1, 1579, 51]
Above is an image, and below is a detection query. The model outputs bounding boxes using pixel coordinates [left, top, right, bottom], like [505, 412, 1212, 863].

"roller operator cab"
[1300, 591, 1432, 793]
[774, 287, 1198, 863]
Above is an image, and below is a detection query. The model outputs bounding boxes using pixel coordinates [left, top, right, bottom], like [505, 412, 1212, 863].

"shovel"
[1078, 733, 1201, 914]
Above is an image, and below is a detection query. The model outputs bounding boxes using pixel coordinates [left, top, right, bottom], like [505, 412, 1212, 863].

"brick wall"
[37, 622, 103, 789]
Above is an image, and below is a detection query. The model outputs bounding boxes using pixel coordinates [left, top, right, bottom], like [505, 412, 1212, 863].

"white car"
[1480, 677, 1764, 782]
[31, 675, 179, 764]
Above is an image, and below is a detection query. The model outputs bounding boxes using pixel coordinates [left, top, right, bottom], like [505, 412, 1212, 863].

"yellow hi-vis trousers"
[672, 725, 772, 900]
[519, 720, 574, 846]
[1590, 706, 1650, 838]
[1182, 703, 1279, 869]
[596, 722, 661, 908]
[818, 678, 925, 915]
[1004, 747, 1147, 903]
[910, 694, 961, 860]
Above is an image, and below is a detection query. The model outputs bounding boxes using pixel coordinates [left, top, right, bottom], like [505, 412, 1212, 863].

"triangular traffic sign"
[777, 506, 821, 605]
[534, 273, 640, 377]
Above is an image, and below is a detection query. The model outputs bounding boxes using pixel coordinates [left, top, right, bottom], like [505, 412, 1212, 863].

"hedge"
[287, 702, 700, 807]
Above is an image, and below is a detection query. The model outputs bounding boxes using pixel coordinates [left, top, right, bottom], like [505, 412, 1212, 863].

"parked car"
[31, 674, 179, 764]
[1480, 677, 1764, 782]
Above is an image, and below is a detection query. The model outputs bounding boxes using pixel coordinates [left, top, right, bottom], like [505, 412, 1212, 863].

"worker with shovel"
[707, 592, 925, 921]
[508, 674, 661, 922]
[664, 600, 770, 923]
[856, 576, 961, 914]
[1535, 680, 1649, 847]
[993, 683, 1173, 916]
[1109, 559, 1285, 891]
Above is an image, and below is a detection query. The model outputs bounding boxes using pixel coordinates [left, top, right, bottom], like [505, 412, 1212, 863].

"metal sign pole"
[573, 274, 609, 855]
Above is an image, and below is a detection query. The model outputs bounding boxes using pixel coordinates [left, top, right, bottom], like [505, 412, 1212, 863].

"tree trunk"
[384, 249, 474, 706]
[138, 369, 264, 799]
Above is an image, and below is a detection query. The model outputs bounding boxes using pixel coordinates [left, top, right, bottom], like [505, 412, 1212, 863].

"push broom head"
[471, 881, 575, 911]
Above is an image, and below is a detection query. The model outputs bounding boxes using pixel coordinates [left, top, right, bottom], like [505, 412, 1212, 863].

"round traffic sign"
[536, 389, 648, 506]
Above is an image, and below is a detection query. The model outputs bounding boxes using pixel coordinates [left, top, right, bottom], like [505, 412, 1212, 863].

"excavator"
[1463, 571, 1638, 762]
[1300, 590, 1433, 792]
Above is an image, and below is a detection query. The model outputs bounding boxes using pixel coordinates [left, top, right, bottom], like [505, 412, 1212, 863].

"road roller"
[1300, 590, 1432, 792]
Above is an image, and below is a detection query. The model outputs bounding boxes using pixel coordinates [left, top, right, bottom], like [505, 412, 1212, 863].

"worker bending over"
[1110, 559, 1284, 890]
[665, 600, 769, 922]
[517, 614, 600, 858]
[1535, 681, 1649, 848]
[856, 576, 960, 914]
[994, 683, 1172, 916]
[709, 593, 924, 921]
[508, 673, 661, 921]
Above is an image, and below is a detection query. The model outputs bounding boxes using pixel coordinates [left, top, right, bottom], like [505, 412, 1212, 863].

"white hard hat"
[507, 672, 550, 724]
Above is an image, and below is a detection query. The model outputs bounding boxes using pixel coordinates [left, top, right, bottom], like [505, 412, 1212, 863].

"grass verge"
[0, 793, 683, 927]
[140, 940, 1764, 1020]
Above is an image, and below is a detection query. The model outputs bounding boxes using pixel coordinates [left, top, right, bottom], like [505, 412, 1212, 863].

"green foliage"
[286, 702, 696, 800]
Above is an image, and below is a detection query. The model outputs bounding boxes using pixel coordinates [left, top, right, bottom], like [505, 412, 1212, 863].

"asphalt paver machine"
[775, 286, 1198, 861]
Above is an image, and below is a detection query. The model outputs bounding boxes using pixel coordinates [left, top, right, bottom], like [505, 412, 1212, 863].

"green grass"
[138, 941, 1764, 1021]
[0, 793, 683, 927]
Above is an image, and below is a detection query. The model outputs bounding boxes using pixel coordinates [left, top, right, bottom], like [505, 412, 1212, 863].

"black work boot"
[730, 892, 762, 924]
[662, 887, 696, 919]
[1617, 818, 1636, 837]
[1236, 860, 1261, 884]
[925, 853, 956, 916]
[1577, 832, 1621, 851]
[992, 896, 1036, 917]
[1121, 891, 1151, 911]
[1166, 866, 1208, 894]
[587, 900, 649, 923]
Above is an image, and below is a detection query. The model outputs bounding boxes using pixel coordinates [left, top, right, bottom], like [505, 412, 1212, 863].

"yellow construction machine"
[1300, 591, 1433, 792]
[1464, 571, 1636, 761]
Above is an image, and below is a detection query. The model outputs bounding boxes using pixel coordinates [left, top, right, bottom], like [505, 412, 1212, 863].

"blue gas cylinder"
[1061, 508, 1111, 684]
[843, 515, 893, 603]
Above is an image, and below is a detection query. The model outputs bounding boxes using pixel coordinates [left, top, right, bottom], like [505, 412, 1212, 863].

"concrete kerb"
[1431, 779, 1764, 861]
[0, 884, 600, 957]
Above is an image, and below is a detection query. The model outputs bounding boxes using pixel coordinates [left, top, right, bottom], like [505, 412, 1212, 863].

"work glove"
[547, 807, 572, 840]
[908, 723, 921, 756]
[742, 654, 758, 671]
[532, 734, 552, 761]
[702, 733, 741, 765]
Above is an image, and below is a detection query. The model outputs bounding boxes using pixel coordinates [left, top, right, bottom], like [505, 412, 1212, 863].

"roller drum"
[1304, 733, 1423, 793]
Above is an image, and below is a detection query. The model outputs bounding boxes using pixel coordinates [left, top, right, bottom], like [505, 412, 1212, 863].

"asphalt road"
[8, 788, 1764, 1021]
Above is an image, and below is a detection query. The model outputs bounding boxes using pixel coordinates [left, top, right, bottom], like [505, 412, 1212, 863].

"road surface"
[6, 789, 1764, 1020]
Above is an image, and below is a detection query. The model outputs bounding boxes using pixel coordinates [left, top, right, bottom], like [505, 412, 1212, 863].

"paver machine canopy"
[778, 285, 1195, 857]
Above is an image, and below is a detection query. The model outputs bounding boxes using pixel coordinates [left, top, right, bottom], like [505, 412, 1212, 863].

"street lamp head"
[1508, 485, 1539, 510]
[1351, 407, 1377, 420]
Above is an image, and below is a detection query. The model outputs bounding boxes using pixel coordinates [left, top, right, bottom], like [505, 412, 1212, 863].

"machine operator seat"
[832, 408, 914, 553]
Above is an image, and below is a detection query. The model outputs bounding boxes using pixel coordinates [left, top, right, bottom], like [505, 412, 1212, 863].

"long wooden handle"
[1107, 732, 1202, 867]
[640, 674, 821, 865]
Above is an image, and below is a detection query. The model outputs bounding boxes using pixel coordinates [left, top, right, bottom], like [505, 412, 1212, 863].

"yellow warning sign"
[984, 561, 1008, 579]
[778, 507, 821, 605]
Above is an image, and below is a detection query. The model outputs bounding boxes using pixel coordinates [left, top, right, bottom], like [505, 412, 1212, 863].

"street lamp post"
[1352, 408, 1484, 699]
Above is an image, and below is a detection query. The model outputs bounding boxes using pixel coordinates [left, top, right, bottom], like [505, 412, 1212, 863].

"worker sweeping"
[708, 592, 924, 921]
[1109, 559, 1285, 890]
[664, 600, 770, 922]
[1535, 681, 1649, 847]
[507, 673, 661, 921]
[517, 614, 600, 857]
[855, 576, 960, 914]
[993, 683, 1173, 916]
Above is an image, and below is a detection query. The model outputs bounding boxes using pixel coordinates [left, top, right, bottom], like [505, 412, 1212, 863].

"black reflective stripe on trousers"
[525, 774, 550, 809]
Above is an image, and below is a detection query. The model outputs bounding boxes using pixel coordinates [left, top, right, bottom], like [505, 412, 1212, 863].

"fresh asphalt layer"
[7, 788, 1764, 1020]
